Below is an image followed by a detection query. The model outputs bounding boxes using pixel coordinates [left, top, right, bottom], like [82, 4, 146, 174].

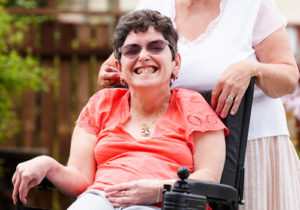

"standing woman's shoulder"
[252, 0, 287, 46]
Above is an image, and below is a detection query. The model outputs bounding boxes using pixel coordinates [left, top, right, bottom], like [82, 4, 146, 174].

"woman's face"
[116, 26, 180, 90]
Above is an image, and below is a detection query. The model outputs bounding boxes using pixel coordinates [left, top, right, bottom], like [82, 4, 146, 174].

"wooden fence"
[1, 18, 115, 209]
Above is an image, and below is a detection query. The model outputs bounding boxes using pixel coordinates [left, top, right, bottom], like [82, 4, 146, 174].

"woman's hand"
[211, 60, 255, 118]
[12, 155, 53, 205]
[97, 53, 121, 88]
[104, 179, 162, 207]
[98, 64, 120, 88]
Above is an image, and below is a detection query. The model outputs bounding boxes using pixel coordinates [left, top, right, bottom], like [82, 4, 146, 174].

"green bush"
[0, 4, 46, 143]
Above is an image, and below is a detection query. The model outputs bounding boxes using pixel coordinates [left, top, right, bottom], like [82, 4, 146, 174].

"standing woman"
[98, 0, 300, 209]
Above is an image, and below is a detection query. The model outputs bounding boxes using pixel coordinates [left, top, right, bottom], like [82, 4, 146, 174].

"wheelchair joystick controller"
[173, 166, 190, 193]
[162, 166, 207, 210]
[178, 166, 190, 180]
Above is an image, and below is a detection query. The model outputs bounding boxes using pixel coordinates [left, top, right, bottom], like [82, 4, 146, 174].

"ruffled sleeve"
[75, 90, 109, 136]
[175, 89, 229, 139]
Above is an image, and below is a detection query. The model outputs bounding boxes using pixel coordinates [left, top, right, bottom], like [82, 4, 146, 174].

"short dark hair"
[113, 9, 178, 63]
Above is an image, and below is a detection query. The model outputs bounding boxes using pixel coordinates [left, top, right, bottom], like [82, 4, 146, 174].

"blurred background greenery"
[0, 0, 47, 143]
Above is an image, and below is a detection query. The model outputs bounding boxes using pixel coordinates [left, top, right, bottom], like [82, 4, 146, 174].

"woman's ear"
[115, 60, 122, 76]
[173, 52, 181, 77]
[115, 60, 128, 87]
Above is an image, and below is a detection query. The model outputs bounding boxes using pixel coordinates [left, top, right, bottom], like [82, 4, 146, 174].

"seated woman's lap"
[67, 189, 160, 210]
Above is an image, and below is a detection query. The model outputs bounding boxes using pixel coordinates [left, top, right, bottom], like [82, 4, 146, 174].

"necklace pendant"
[141, 124, 150, 137]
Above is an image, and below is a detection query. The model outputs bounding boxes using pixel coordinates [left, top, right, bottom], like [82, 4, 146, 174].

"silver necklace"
[141, 123, 151, 137]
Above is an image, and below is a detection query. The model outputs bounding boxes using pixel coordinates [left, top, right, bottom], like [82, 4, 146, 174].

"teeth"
[137, 67, 155, 74]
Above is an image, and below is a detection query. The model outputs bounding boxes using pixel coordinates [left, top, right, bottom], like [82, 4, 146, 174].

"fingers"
[12, 170, 21, 204]
[221, 95, 235, 118]
[105, 190, 129, 199]
[105, 180, 161, 206]
[212, 83, 244, 118]
[229, 94, 242, 115]
[11, 161, 45, 205]
[212, 83, 231, 118]
[211, 59, 254, 118]
[108, 196, 132, 207]
[18, 176, 30, 204]
[105, 188, 132, 207]
[105, 183, 139, 207]
[104, 183, 131, 194]
[99, 66, 120, 88]
[12, 164, 29, 205]
[211, 86, 222, 109]
[107, 190, 127, 197]
[216, 95, 233, 118]
[105, 66, 117, 73]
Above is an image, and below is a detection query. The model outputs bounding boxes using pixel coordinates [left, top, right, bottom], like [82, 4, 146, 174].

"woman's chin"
[129, 80, 170, 91]
[129, 80, 160, 89]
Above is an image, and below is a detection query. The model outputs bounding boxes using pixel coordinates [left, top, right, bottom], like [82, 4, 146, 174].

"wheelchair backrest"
[200, 78, 255, 203]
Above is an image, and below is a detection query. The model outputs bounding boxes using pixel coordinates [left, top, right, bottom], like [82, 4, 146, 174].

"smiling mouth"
[135, 67, 157, 75]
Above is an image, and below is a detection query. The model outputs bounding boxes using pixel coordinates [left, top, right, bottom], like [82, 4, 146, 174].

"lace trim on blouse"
[75, 94, 101, 136]
[175, 0, 228, 44]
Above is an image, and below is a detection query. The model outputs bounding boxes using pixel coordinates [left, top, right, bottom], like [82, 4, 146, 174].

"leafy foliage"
[1, 0, 46, 8]
[0, 4, 46, 143]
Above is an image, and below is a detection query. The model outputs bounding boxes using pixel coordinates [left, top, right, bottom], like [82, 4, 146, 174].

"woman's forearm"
[253, 26, 299, 98]
[252, 61, 299, 98]
[189, 168, 223, 183]
[45, 156, 93, 197]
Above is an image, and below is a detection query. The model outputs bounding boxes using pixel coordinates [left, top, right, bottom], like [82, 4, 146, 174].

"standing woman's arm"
[253, 26, 299, 97]
[212, 26, 299, 118]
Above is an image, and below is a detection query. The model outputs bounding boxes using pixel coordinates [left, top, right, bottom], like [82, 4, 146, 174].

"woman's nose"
[138, 47, 150, 62]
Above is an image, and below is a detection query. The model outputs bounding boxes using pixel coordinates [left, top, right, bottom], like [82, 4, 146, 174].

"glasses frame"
[118, 39, 171, 59]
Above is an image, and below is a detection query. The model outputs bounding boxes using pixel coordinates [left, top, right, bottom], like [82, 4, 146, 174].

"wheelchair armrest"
[37, 178, 55, 190]
[16, 179, 55, 210]
[187, 179, 238, 202]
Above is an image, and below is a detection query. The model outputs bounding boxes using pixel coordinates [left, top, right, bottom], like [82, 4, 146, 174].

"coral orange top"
[76, 88, 228, 191]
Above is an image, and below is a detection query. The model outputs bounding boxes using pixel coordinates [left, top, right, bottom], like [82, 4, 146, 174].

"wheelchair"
[162, 78, 255, 210]
[16, 78, 255, 210]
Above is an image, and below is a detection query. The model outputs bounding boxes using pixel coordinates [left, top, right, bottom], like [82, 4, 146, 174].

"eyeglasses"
[118, 39, 170, 59]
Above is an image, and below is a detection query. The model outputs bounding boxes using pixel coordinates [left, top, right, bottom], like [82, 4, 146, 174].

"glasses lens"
[147, 40, 168, 54]
[121, 44, 142, 58]
[120, 39, 169, 59]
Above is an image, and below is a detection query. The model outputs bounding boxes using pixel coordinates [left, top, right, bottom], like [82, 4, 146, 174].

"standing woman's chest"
[174, 0, 221, 41]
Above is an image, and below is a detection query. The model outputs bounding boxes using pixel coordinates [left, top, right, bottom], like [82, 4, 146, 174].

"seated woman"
[12, 9, 228, 210]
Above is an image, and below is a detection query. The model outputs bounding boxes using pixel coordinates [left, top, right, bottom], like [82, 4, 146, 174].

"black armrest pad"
[187, 179, 238, 202]
[37, 178, 55, 190]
